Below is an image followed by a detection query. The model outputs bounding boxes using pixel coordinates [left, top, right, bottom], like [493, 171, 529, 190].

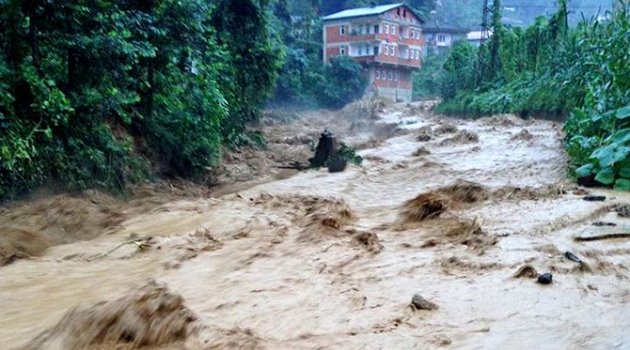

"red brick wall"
[325, 47, 340, 62]
[326, 25, 346, 43]
[371, 67, 412, 89]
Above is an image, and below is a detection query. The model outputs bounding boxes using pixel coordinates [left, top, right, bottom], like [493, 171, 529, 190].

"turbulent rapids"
[1, 101, 629, 349]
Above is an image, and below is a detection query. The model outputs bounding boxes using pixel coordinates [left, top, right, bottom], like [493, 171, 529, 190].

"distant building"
[322, 3, 425, 102]
[466, 30, 492, 47]
[422, 20, 469, 55]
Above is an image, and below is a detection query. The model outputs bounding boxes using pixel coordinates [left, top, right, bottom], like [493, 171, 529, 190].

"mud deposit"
[1, 102, 630, 349]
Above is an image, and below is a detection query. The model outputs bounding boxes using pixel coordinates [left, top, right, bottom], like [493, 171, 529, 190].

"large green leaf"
[594, 167, 615, 185]
[614, 179, 630, 191]
[591, 144, 630, 167]
[575, 163, 594, 177]
[616, 106, 630, 120]
[612, 128, 630, 144]
[619, 163, 630, 179]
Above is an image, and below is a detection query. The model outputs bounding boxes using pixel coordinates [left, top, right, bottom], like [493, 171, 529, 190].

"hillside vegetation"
[432, 0, 630, 189]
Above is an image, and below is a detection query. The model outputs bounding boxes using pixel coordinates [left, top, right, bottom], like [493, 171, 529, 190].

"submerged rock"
[537, 273, 553, 285]
[411, 294, 438, 310]
[513, 264, 538, 278]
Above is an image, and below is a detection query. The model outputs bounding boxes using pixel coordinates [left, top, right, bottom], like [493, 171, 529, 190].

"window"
[403, 9, 407, 17]
[395, 72, 399, 81]
[438, 34, 447, 43]
[374, 25, 379, 34]
[397, 8, 401, 16]
[358, 46, 363, 55]
[340, 25, 346, 35]
[388, 71, 393, 80]
[340, 46, 346, 55]
[374, 46, 379, 56]
[376, 70, 380, 79]
[384, 24, 389, 34]
[390, 46, 395, 55]
[390, 24, 395, 34]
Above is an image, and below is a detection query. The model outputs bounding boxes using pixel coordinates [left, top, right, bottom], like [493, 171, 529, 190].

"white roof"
[322, 3, 405, 21]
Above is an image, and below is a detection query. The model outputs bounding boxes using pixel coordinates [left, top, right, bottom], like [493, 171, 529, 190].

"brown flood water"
[1, 103, 629, 349]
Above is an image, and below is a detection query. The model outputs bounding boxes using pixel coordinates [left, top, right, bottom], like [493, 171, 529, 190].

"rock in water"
[309, 130, 336, 168]
[411, 294, 438, 310]
[583, 195, 606, 202]
[537, 273, 553, 285]
[513, 264, 538, 278]
[564, 251, 582, 263]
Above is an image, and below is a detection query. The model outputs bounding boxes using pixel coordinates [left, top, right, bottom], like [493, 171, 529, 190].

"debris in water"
[351, 230, 383, 254]
[310, 130, 341, 168]
[434, 123, 458, 134]
[583, 195, 606, 202]
[445, 218, 496, 251]
[439, 130, 479, 146]
[416, 126, 433, 142]
[400, 193, 445, 222]
[564, 251, 582, 263]
[439, 180, 489, 204]
[412, 146, 431, 157]
[511, 129, 534, 141]
[411, 294, 438, 310]
[592, 221, 617, 227]
[513, 264, 538, 278]
[416, 134, 432, 142]
[614, 204, 630, 218]
[537, 273, 553, 285]
[574, 233, 630, 242]
[26, 281, 198, 349]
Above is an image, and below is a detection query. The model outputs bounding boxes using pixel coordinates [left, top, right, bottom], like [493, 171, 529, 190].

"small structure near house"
[466, 30, 492, 47]
[322, 3, 425, 102]
[422, 20, 469, 55]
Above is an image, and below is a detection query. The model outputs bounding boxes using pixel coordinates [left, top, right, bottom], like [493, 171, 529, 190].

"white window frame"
[388, 72, 393, 80]
[438, 34, 447, 43]
[376, 70, 380, 79]
[390, 46, 395, 55]
[340, 46, 346, 55]
[340, 25, 346, 36]
[390, 24, 395, 35]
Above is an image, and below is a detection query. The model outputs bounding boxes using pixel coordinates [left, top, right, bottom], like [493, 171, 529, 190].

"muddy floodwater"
[1, 103, 629, 349]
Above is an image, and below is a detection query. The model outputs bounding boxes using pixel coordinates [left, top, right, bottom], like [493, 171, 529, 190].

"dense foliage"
[269, 0, 367, 108]
[0, 0, 283, 200]
[434, 1, 630, 188]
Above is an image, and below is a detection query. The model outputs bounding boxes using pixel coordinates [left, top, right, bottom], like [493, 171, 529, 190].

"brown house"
[322, 3, 425, 102]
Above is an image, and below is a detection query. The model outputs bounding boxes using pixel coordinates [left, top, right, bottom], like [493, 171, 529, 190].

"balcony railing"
[354, 55, 421, 68]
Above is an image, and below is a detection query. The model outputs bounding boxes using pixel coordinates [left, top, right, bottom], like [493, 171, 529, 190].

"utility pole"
[477, 0, 492, 83]
[477, 0, 501, 83]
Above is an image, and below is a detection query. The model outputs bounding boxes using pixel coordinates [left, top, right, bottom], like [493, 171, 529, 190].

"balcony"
[354, 55, 421, 68]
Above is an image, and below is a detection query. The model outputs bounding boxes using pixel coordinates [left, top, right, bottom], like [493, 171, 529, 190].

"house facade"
[322, 3, 424, 102]
[422, 21, 470, 56]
